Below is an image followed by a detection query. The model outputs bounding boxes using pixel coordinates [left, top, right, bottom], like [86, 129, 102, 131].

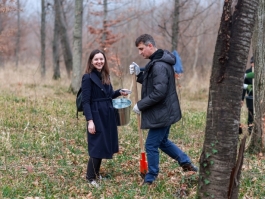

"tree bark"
[41, 0, 46, 77]
[55, 0, 73, 78]
[171, 0, 179, 51]
[15, 0, 20, 68]
[53, 0, 60, 80]
[101, 0, 107, 51]
[249, 0, 265, 152]
[197, 0, 259, 198]
[70, 0, 83, 93]
[0, 9, 4, 67]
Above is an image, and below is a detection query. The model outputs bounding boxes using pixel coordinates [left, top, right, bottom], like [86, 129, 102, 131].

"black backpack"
[76, 87, 83, 118]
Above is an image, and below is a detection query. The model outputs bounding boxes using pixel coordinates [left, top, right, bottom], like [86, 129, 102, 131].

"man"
[129, 34, 197, 185]
[242, 56, 254, 134]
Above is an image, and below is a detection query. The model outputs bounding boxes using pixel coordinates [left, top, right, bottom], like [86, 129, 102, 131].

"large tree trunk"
[197, 0, 258, 198]
[54, 0, 73, 78]
[41, 0, 46, 77]
[171, 0, 179, 51]
[70, 0, 83, 93]
[52, 0, 60, 80]
[249, 0, 265, 152]
[15, 0, 20, 68]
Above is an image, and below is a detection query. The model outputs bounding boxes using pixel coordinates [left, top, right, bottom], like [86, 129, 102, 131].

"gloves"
[245, 72, 254, 79]
[244, 84, 252, 92]
[129, 62, 140, 75]
[133, 103, 141, 114]
[247, 85, 253, 92]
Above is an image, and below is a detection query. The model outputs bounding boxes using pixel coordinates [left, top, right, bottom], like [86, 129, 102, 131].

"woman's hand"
[87, 120, 96, 134]
[120, 89, 131, 96]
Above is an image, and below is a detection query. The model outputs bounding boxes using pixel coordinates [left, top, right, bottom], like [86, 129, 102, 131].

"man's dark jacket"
[136, 49, 181, 129]
[242, 67, 253, 101]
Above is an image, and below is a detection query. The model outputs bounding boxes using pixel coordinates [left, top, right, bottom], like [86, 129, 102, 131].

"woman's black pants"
[86, 157, 102, 182]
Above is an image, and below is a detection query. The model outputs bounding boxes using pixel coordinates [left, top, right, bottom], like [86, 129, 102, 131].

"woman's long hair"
[85, 49, 110, 85]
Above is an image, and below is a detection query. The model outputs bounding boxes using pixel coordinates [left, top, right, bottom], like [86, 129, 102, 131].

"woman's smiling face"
[92, 53, 105, 72]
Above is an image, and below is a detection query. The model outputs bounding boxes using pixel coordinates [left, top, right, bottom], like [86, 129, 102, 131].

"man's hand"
[129, 62, 140, 75]
[133, 103, 141, 114]
[243, 84, 253, 92]
[247, 85, 253, 92]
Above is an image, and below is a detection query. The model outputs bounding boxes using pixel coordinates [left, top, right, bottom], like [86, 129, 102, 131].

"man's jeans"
[144, 125, 191, 183]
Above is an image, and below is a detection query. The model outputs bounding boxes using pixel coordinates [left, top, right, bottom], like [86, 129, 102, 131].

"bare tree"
[52, 0, 60, 80]
[171, 0, 179, 51]
[41, 0, 46, 77]
[0, 12, 4, 67]
[70, 0, 83, 93]
[102, 0, 107, 51]
[197, 0, 258, 198]
[15, 0, 20, 68]
[54, 0, 73, 79]
[249, 0, 265, 152]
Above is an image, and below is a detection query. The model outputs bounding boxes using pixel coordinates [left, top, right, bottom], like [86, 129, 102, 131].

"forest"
[0, 0, 265, 198]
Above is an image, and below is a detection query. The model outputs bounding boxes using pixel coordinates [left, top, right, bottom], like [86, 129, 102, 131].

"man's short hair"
[135, 34, 156, 47]
[250, 56, 254, 63]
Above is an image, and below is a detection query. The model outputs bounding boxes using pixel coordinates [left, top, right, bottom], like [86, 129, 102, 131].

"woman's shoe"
[89, 180, 100, 188]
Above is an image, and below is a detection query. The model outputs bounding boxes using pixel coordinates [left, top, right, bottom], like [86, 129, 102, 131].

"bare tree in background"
[15, 0, 20, 68]
[70, 0, 83, 93]
[156, 0, 217, 86]
[171, 0, 179, 51]
[197, 0, 258, 198]
[54, 0, 73, 79]
[0, 11, 4, 67]
[0, 0, 20, 67]
[88, 0, 126, 89]
[102, 0, 107, 51]
[52, 0, 60, 80]
[249, 0, 265, 152]
[41, 0, 46, 77]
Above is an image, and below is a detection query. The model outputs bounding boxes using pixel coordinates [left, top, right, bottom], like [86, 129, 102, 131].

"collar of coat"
[89, 71, 108, 95]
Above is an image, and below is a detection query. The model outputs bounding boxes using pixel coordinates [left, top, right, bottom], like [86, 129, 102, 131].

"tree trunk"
[15, 0, 20, 68]
[0, 12, 4, 67]
[55, 0, 73, 78]
[188, 26, 201, 89]
[171, 0, 179, 51]
[70, 0, 83, 93]
[249, 0, 265, 152]
[53, 0, 60, 80]
[101, 0, 107, 51]
[197, 0, 259, 198]
[41, 0, 46, 77]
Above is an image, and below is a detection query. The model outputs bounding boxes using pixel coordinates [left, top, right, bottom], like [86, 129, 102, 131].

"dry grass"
[0, 65, 264, 198]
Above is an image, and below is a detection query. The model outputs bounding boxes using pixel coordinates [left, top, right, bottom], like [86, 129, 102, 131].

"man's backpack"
[172, 50, 183, 74]
[76, 87, 83, 118]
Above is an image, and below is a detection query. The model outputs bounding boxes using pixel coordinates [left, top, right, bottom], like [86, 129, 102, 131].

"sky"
[21, 0, 218, 16]
[23, 0, 40, 16]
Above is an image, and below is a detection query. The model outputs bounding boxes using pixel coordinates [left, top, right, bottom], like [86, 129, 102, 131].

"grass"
[0, 66, 265, 199]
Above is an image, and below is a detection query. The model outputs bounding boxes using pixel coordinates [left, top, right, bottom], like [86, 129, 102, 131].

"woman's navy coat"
[82, 71, 121, 159]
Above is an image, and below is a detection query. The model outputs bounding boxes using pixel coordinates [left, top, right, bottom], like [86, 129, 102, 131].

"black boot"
[86, 157, 102, 182]
[248, 125, 253, 135]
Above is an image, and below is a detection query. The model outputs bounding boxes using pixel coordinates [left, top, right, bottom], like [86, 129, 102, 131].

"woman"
[82, 49, 128, 187]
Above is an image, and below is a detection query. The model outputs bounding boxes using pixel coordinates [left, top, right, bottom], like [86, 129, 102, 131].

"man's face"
[251, 62, 254, 67]
[137, 42, 154, 59]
